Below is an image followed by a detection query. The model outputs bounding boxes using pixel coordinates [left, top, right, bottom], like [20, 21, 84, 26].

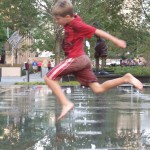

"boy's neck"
[66, 16, 74, 24]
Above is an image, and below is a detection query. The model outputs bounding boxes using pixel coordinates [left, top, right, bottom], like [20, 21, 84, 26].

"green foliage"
[59, 81, 80, 86]
[0, 0, 39, 32]
[0, 16, 7, 54]
[141, 0, 150, 26]
[110, 66, 150, 76]
[75, 0, 124, 30]
[15, 82, 45, 85]
[0, 0, 150, 63]
[15, 81, 80, 86]
[31, 29, 55, 51]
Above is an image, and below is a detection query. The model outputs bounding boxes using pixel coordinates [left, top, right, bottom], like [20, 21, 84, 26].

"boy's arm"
[95, 29, 126, 49]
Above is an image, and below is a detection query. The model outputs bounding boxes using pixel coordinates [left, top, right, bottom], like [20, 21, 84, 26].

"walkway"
[0, 72, 44, 85]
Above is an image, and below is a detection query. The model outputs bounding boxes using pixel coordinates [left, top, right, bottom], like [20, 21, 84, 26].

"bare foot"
[57, 102, 74, 120]
[124, 73, 143, 90]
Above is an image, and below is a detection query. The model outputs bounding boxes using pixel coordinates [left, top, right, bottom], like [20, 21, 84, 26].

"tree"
[141, 0, 150, 25]
[0, 0, 40, 63]
[0, 0, 149, 65]
[0, 15, 7, 63]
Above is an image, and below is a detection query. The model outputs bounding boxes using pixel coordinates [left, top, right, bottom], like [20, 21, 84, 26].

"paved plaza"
[0, 72, 44, 86]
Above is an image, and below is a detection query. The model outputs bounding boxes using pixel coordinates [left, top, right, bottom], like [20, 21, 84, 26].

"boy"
[44, 0, 143, 120]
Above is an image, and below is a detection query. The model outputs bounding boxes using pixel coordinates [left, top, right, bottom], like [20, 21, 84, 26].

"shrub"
[111, 66, 150, 76]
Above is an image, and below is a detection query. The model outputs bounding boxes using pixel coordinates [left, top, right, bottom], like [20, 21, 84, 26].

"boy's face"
[54, 15, 72, 26]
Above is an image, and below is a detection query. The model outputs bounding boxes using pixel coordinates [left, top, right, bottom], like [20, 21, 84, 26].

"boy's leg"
[89, 73, 143, 94]
[44, 76, 74, 120]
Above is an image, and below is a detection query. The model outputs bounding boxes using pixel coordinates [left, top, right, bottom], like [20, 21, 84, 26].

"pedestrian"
[50, 59, 55, 68]
[44, 0, 143, 120]
[48, 61, 51, 71]
[37, 61, 42, 71]
[32, 60, 38, 73]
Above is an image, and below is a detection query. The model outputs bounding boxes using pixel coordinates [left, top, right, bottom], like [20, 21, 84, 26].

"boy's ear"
[66, 14, 71, 18]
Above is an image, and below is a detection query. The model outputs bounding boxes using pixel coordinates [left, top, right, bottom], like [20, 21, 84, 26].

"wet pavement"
[0, 84, 150, 150]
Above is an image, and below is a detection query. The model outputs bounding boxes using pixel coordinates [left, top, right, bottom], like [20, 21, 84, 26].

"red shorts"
[46, 55, 98, 86]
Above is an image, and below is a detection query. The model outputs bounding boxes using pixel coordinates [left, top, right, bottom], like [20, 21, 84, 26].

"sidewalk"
[0, 72, 44, 85]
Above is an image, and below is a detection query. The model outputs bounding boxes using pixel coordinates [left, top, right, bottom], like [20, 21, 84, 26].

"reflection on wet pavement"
[0, 85, 150, 150]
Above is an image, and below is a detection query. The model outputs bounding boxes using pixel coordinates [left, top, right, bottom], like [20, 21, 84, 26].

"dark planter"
[97, 74, 150, 84]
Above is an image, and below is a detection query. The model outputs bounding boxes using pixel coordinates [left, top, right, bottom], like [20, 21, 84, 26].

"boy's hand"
[115, 39, 126, 49]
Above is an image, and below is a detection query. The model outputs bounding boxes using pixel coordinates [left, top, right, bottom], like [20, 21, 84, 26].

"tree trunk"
[101, 57, 107, 70]
[95, 58, 99, 71]
[55, 30, 63, 65]
[15, 49, 18, 64]
[0, 44, 6, 64]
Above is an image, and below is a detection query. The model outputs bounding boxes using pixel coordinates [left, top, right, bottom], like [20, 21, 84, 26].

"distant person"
[44, 0, 143, 120]
[32, 60, 38, 73]
[51, 60, 55, 68]
[37, 61, 42, 71]
[48, 61, 51, 71]
[22, 59, 30, 81]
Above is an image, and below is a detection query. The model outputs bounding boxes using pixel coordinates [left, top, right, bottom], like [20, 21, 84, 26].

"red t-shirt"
[62, 15, 96, 58]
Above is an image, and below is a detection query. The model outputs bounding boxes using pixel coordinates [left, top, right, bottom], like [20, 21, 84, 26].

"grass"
[15, 81, 80, 86]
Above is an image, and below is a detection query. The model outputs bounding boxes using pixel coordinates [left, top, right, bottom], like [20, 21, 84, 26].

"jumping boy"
[44, 0, 143, 120]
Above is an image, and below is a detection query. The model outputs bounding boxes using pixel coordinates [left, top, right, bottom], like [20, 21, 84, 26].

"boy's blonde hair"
[52, 0, 74, 17]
